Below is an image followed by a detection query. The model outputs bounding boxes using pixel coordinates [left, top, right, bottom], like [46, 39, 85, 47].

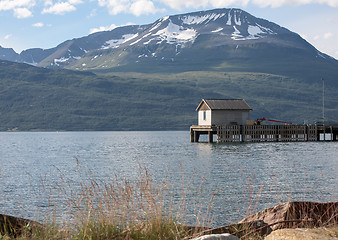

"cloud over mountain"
[42, 0, 83, 15]
[0, 0, 35, 18]
[95, 0, 338, 14]
[13, 7, 33, 18]
[32, 22, 44, 27]
[97, 0, 164, 15]
[0, 0, 35, 11]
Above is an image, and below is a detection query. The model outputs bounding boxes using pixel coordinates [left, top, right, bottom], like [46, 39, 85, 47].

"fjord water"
[0, 131, 337, 226]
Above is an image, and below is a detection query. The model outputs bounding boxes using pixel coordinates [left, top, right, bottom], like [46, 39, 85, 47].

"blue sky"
[1, 0, 338, 59]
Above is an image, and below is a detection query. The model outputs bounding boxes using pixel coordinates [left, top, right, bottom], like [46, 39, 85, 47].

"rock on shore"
[0, 214, 42, 237]
[240, 201, 337, 230]
[264, 227, 338, 240]
[193, 201, 337, 239]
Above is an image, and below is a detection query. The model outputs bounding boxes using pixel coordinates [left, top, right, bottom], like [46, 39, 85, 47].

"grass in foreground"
[1, 165, 336, 239]
[1, 166, 213, 239]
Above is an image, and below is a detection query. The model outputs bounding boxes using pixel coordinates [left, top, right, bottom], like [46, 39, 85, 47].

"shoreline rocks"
[264, 227, 338, 240]
[240, 201, 338, 230]
[190, 201, 337, 239]
[0, 213, 42, 237]
[1, 201, 337, 239]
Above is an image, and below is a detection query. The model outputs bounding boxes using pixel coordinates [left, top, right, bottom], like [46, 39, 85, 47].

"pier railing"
[190, 124, 337, 143]
[217, 125, 318, 143]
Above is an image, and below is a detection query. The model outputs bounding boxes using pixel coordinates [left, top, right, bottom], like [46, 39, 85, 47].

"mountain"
[0, 46, 20, 62]
[2, 8, 336, 70]
[68, 8, 337, 72]
[0, 8, 337, 130]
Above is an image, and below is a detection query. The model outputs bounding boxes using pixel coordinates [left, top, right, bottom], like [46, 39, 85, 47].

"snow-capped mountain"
[1, 8, 336, 70]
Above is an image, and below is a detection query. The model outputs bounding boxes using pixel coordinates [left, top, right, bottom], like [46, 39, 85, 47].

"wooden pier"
[190, 125, 338, 143]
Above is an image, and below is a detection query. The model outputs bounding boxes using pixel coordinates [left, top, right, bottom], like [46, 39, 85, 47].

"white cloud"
[96, 0, 338, 15]
[42, 0, 83, 15]
[33, 22, 44, 27]
[156, 0, 338, 10]
[312, 32, 334, 41]
[0, 0, 35, 11]
[42, 2, 76, 14]
[158, 0, 209, 10]
[130, 0, 162, 16]
[13, 7, 33, 18]
[69, 0, 83, 4]
[89, 22, 135, 34]
[97, 0, 164, 15]
[97, 0, 130, 15]
[43, 0, 53, 6]
[313, 35, 320, 40]
[4, 34, 12, 39]
[88, 8, 97, 17]
[89, 24, 118, 34]
[323, 32, 333, 39]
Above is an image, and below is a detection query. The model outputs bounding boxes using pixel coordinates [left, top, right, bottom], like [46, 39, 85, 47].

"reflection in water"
[0, 132, 337, 226]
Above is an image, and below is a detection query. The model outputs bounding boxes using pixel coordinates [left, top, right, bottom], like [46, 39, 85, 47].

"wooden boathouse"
[190, 99, 338, 143]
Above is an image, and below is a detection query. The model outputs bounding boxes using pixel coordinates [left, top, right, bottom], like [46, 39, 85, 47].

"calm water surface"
[0, 131, 337, 226]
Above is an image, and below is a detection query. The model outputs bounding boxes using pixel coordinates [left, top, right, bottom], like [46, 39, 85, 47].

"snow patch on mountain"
[226, 13, 231, 25]
[212, 27, 223, 33]
[91, 55, 99, 61]
[130, 32, 153, 46]
[52, 55, 82, 66]
[234, 14, 241, 26]
[232, 25, 257, 40]
[80, 47, 88, 53]
[149, 16, 169, 32]
[154, 20, 197, 44]
[161, 16, 169, 22]
[102, 34, 139, 49]
[231, 24, 275, 40]
[53, 57, 71, 66]
[149, 22, 162, 32]
[231, 26, 242, 40]
[180, 13, 226, 25]
[248, 25, 264, 36]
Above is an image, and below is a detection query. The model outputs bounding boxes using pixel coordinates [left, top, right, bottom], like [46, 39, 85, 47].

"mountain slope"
[0, 60, 205, 130]
[1, 59, 337, 131]
[0, 46, 20, 62]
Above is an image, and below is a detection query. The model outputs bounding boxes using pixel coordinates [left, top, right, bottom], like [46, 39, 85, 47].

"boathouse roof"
[196, 99, 253, 111]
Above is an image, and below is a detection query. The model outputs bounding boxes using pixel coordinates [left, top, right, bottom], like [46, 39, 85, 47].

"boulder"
[240, 201, 337, 230]
[201, 220, 272, 238]
[264, 227, 338, 240]
[0, 213, 42, 237]
[191, 233, 239, 240]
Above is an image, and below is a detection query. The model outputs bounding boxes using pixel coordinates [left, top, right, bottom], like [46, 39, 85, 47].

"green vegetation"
[0, 57, 337, 131]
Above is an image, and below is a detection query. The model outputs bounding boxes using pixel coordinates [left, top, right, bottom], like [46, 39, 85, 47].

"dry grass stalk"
[3, 165, 213, 239]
